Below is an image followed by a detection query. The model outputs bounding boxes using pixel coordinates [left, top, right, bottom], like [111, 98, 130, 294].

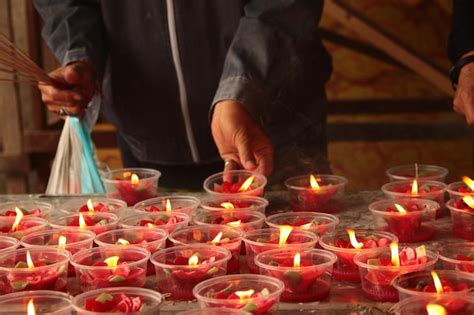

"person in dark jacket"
[448, 0, 474, 125]
[34, 0, 332, 189]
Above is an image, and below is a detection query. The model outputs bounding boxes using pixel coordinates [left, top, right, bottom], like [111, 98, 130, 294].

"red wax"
[139, 213, 184, 227]
[213, 180, 258, 194]
[85, 293, 143, 313]
[78, 203, 109, 213]
[453, 199, 474, 211]
[290, 185, 337, 212]
[281, 217, 331, 235]
[451, 199, 474, 240]
[116, 180, 157, 206]
[409, 278, 468, 293]
[455, 254, 474, 273]
[67, 215, 111, 235]
[384, 204, 434, 242]
[213, 289, 277, 315]
[78, 260, 146, 290]
[0, 220, 40, 234]
[0, 208, 41, 217]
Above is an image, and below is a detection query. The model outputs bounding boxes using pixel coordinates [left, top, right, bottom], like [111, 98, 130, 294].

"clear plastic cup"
[0, 290, 72, 315]
[133, 195, 200, 215]
[203, 170, 267, 197]
[285, 174, 348, 213]
[70, 246, 150, 292]
[447, 199, 474, 240]
[392, 270, 474, 300]
[177, 308, 251, 315]
[193, 210, 265, 234]
[353, 247, 438, 302]
[265, 212, 339, 237]
[386, 164, 449, 182]
[72, 287, 164, 315]
[193, 274, 284, 314]
[101, 168, 161, 206]
[390, 295, 474, 315]
[438, 242, 474, 273]
[169, 225, 242, 274]
[255, 248, 337, 303]
[368, 198, 439, 242]
[150, 245, 231, 301]
[120, 211, 190, 234]
[0, 216, 48, 240]
[0, 200, 54, 218]
[59, 197, 126, 214]
[0, 235, 19, 254]
[319, 230, 398, 283]
[0, 248, 69, 294]
[49, 212, 118, 235]
[199, 196, 269, 214]
[447, 181, 474, 199]
[242, 228, 318, 274]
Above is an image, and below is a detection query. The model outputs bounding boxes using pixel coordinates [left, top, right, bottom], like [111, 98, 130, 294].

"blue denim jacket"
[34, 0, 331, 165]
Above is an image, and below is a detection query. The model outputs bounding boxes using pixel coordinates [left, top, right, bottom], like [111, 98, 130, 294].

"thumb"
[235, 130, 257, 170]
[64, 63, 90, 86]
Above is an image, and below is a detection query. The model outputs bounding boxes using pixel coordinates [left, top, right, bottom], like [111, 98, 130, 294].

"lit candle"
[86, 199, 95, 213]
[310, 175, 320, 191]
[116, 238, 130, 245]
[26, 250, 35, 269]
[188, 254, 199, 267]
[463, 196, 474, 209]
[234, 289, 255, 301]
[346, 228, 364, 249]
[431, 271, 444, 294]
[462, 176, 474, 190]
[426, 304, 446, 315]
[390, 242, 400, 267]
[79, 213, 87, 229]
[211, 232, 223, 243]
[293, 252, 301, 268]
[220, 202, 235, 209]
[394, 203, 407, 214]
[27, 299, 36, 315]
[165, 199, 172, 212]
[226, 220, 241, 227]
[57, 236, 67, 252]
[239, 176, 255, 192]
[104, 256, 119, 271]
[11, 208, 24, 232]
[279, 225, 293, 247]
[411, 179, 418, 195]
[131, 174, 139, 186]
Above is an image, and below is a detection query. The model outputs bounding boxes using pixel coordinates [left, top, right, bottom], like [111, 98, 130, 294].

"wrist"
[450, 53, 474, 89]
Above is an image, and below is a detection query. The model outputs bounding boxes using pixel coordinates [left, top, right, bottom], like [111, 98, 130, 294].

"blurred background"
[0, 0, 472, 193]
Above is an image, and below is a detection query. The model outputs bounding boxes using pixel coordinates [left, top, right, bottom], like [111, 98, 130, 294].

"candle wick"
[415, 163, 418, 180]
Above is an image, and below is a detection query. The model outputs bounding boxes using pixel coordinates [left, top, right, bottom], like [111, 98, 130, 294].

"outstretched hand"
[211, 100, 274, 176]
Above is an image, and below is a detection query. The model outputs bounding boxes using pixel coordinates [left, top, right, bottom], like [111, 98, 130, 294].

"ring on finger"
[58, 106, 69, 116]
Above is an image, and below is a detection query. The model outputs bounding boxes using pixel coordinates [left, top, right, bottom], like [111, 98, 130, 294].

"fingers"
[39, 84, 83, 103]
[456, 86, 474, 124]
[234, 129, 257, 170]
[254, 147, 274, 177]
[46, 103, 84, 116]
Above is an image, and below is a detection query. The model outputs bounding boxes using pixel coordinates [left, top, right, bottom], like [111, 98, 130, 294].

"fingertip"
[244, 160, 257, 170]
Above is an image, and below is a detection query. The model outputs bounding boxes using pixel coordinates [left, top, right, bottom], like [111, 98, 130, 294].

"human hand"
[454, 54, 474, 125]
[211, 100, 274, 176]
[38, 61, 96, 116]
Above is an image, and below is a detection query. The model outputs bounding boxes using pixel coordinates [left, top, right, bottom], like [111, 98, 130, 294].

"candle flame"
[426, 304, 446, 315]
[104, 256, 120, 270]
[300, 222, 313, 230]
[26, 250, 35, 269]
[279, 225, 293, 247]
[211, 231, 223, 243]
[293, 252, 301, 268]
[165, 199, 172, 212]
[188, 254, 199, 267]
[131, 173, 139, 185]
[411, 179, 418, 195]
[58, 236, 67, 252]
[27, 299, 35, 315]
[86, 199, 94, 213]
[11, 207, 24, 231]
[310, 175, 320, 190]
[235, 289, 255, 300]
[431, 271, 444, 294]
[346, 228, 364, 249]
[394, 203, 407, 214]
[117, 238, 130, 245]
[390, 242, 400, 267]
[146, 223, 155, 228]
[463, 196, 474, 209]
[226, 220, 241, 227]
[79, 213, 87, 229]
[462, 176, 474, 191]
[239, 176, 254, 192]
[220, 202, 235, 209]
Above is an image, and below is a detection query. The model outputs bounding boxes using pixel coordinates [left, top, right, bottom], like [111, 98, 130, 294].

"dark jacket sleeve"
[33, 0, 106, 78]
[448, 0, 474, 63]
[212, 0, 322, 119]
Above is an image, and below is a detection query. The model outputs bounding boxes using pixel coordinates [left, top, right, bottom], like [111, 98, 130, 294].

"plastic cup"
[285, 174, 348, 213]
[392, 270, 474, 301]
[438, 242, 474, 273]
[72, 287, 164, 315]
[120, 211, 190, 234]
[353, 247, 438, 302]
[177, 308, 251, 315]
[319, 230, 398, 283]
[0, 216, 48, 240]
[133, 195, 200, 215]
[169, 225, 242, 273]
[447, 181, 474, 199]
[193, 210, 265, 234]
[199, 196, 269, 214]
[0, 200, 54, 218]
[0, 235, 19, 254]
[0, 248, 69, 294]
[203, 170, 267, 197]
[242, 228, 318, 274]
[150, 245, 231, 301]
[390, 295, 474, 315]
[101, 168, 161, 206]
[265, 212, 339, 237]
[0, 290, 72, 315]
[368, 198, 439, 242]
[21, 229, 96, 254]
[193, 274, 284, 314]
[70, 246, 150, 292]
[59, 197, 126, 214]
[49, 212, 118, 235]
[255, 248, 337, 303]
[386, 164, 449, 182]
[447, 199, 474, 240]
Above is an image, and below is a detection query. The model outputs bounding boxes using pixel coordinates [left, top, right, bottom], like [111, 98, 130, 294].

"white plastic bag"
[46, 116, 105, 194]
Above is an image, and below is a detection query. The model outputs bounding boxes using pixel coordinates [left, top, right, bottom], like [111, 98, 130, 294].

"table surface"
[0, 191, 459, 314]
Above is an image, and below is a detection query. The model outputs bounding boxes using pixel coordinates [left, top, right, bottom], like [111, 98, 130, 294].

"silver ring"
[58, 107, 69, 116]
[224, 160, 236, 167]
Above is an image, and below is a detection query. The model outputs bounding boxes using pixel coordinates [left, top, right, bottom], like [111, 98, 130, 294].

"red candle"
[0, 201, 53, 219]
[50, 212, 118, 235]
[200, 196, 269, 214]
[407, 271, 469, 293]
[215, 288, 277, 314]
[121, 212, 190, 236]
[116, 173, 157, 206]
[0, 212, 47, 240]
[265, 212, 339, 237]
[133, 196, 200, 215]
[194, 210, 265, 234]
[203, 170, 267, 197]
[447, 197, 474, 240]
[455, 254, 474, 272]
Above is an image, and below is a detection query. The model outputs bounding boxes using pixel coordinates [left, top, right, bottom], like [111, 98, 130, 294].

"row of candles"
[0, 164, 472, 314]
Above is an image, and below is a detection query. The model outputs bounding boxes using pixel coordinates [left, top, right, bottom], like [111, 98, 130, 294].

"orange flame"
[462, 176, 474, 191]
[390, 242, 400, 267]
[300, 222, 313, 230]
[165, 199, 172, 212]
[346, 228, 364, 249]
[411, 179, 418, 195]
[79, 213, 87, 229]
[58, 236, 67, 252]
[293, 252, 301, 268]
[426, 304, 446, 315]
[86, 199, 94, 213]
[131, 173, 139, 185]
[104, 256, 119, 271]
[117, 238, 130, 245]
[394, 203, 407, 214]
[211, 231, 223, 243]
[235, 289, 255, 300]
[310, 175, 320, 190]
[431, 271, 444, 294]
[188, 254, 199, 267]
[226, 220, 241, 227]
[239, 176, 254, 192]
[11, 207, 24, 232]
[26, 250, 35, 269]
[27, 299, 36, 315]
[220, 202, 235, 209]
[279, 225, 293, 247]
[463, 196, 474, 209]
[146, 223, 155, 228]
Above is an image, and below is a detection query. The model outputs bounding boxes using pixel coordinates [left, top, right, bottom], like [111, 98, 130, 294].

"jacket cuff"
[210, 76, 265, 123]
[62, 48, 92, 66]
